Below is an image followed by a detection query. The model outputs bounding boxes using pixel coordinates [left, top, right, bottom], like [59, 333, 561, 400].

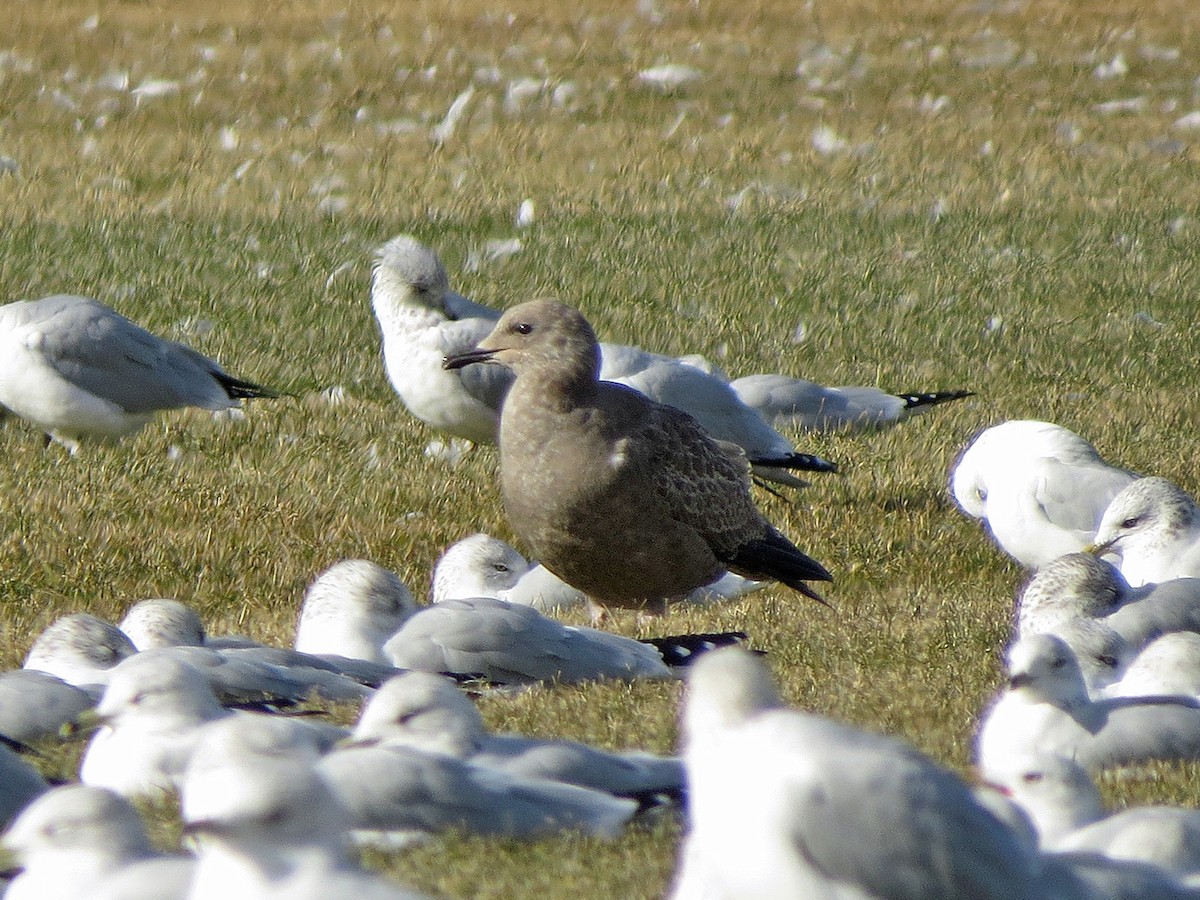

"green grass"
[3, 0, 1200, 896]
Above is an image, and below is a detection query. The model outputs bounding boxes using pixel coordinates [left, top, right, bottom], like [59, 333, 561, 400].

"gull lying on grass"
[80, 653, 345, 799]
[370, 234, 837, 487]
[1016, 553, 1200, 648]
[0, 669, 95, 743]
[294, 559, 417, 667]
[730, 373, 972, 432]
[434, 532, 766, 613]
[950, 420, 1137, 568]
[351, 671, 684, 801]
[181, 753, 428, 900]
[318, 740, 639, 847]
[119, 598, 377, 701]
[23, 613, 137, 694]
[444, 299, 832, 615]
[3, 783, 194, 900]
[976, 633, 1200, 777]
[1091, 477, 1200, 586]
[988, 754, 1200, 879]
[1107, 632, 1200, 700]
[300, 557, 747, 685]
[673, 647, 1045, 900]
[0, 743, 48, 830]
[0, 294, 277, 451]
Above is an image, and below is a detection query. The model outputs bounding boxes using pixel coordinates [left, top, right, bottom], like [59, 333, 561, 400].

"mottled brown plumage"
[444, 299, 831, 613]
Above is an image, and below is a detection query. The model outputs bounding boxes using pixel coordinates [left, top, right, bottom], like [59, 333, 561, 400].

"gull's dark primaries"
[444, 299, 831, 614]
[0, 294, 277, 451]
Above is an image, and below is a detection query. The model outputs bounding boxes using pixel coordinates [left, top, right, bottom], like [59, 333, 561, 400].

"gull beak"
[443, 348, 497, 370]
[1084, 538, 1115, 557]
[1008, 672, 1034, 690]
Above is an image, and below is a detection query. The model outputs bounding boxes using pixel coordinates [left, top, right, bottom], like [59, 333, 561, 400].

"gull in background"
[432, 532, 766, 614]
[0, 294, 277, 451]
[23, 613, 137, 694]
[370, 234, 837, 487]
[950, 420, 1137, 568]
[1091, 476, 1200, 586]
[730, 373, 971, 432]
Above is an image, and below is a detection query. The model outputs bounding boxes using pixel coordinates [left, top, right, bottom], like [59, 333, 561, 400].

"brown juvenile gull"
[444, 298, 832, 614]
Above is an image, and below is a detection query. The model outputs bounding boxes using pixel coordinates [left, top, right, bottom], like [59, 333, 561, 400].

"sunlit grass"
[2, 0, 1200, 897]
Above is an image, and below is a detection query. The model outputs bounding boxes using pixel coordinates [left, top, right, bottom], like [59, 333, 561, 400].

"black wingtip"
[215, 372, 281, 401]
[718, 534, 833, 607]
[895, 389, 974, 410]
[749, 451, 839, 474]
[640, 631, 751, 668]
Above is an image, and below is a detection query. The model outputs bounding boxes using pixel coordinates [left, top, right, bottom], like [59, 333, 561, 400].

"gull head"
[181, 755, 351, 855]
[1017, 553, 1128, 635]
[370, 234, 453, 317]
[431, 533, 529, 603]
[682, 646, 784, 747]
[1051, 618, 1132, 695]
[351, 671, 484, 756]
[984, 753, 1104, 841]
[298, 560, 416, 636]
[1090, 476, 1197, 561]
[1004, 633, 1089, 708]
[3, 783, 154, 865]
[443, 299, 602, 388]
[119, 599, 207, 650]
[23, 613, 137, 684]
[95, 653, 224, 727]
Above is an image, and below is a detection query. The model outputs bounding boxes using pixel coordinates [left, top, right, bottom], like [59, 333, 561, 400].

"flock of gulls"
[4, 235, 1200, 898]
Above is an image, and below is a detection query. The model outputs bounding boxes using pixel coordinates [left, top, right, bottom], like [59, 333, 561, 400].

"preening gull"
[0, 294, 276, 450]
[950, 420, 1137, 568]
[672, 647, 1044, 900]
[730, 373, 972, 432]
[976, 632, 1200, 776]
[350, 672, 684, 801]
[370, 235, 836, 486]
[444, 298, 831, 614]
[1091, 477, 1200, 586]
[2, 783, 193, 900]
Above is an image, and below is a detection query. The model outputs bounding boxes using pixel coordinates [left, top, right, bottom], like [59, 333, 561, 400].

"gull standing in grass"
[350, 671, 684, 801]
[1090, 477, 1200, 586]
[370, 235, 837, 486]
[672, 647, 1045, 900]
[3, 783, 194, 900]
[976, 633, 1200, 777]
[444, 298, 832, 616]
[0, 294, 277, 451]
[950, 420, 1137, 568]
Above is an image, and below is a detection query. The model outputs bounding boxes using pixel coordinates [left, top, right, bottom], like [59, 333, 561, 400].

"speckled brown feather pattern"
[444, 299, 830, 611]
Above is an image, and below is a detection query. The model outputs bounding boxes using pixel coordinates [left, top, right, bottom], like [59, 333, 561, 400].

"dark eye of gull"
[513, 322, 533, 335]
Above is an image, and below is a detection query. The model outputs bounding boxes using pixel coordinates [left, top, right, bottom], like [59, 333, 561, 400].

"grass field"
[3, 0, 1200, 896]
